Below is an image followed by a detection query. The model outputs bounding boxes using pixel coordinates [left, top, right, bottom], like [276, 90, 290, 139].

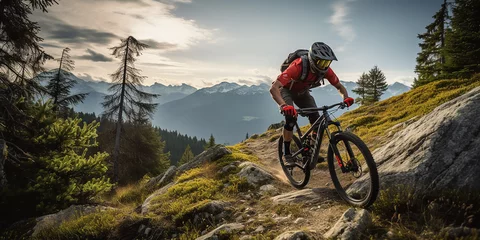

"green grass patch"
[268, 134, 281, 142]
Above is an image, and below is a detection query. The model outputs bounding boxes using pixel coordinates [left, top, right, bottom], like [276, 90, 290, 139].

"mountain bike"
[277, 102, 379, 207]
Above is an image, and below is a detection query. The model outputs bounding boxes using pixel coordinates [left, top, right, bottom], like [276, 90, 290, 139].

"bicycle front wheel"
[278, 135, 310, 189]
[327, 131, 379, 207]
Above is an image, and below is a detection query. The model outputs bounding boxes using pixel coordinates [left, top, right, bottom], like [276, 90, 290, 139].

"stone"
[274, 231, 311, 240]
[195, 223, 245, 240]
[237, 162, 274, 187]
[254, 225, 265, 233]
[271, 188, 335, 205]
[177, 145, 231, 174]
[440, 226, 478, 239]
[323, 208, 372, 240]
[259, 184, 279, 196]
[145, 165, 177, 190]
[32, 205, 115, 237]
[294, 218, 305, 224]
[349, 87, 480, 196]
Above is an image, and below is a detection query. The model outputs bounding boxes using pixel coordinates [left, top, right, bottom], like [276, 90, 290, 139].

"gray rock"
[32, 205, 114, 237]
[239, 236, 253, 240]
[177, 145, 231, 174]
[141, 182, 174, 214]
[349, 87, 480, 195]
[195, 223, 245, 240]
[271, 188, 335, 205]
[254, 225, 265, 233]
[237, 162, 274, 187]
[259, 184, 279, 196]
[145, 165, 177, 190]
[324, 208, 371, 240]
[274, 231, 311, 240]
[294, 217, 305, 224]
[440, 226, 478, 239]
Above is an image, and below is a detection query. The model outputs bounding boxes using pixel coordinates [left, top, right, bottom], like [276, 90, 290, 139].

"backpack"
[280, 49, 324, 87]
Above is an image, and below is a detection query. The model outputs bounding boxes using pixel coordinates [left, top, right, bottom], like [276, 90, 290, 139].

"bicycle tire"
[327, 131, 379, 207]
[278, 135, 310, 189]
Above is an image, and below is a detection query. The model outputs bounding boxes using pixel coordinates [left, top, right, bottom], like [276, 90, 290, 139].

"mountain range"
[36, 71, 411, 144]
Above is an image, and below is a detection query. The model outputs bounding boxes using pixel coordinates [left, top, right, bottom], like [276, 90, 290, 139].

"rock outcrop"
[350, 87, 480, 195]
[324, 208, 371, 240]
[32, 205, 114, 237]
[271, 188, 336, 205]
[237, 162, 274, 187]
[274, 230, 311, 240]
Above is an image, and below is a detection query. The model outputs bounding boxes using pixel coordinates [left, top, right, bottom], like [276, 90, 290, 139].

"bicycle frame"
[288, 105, 353, 173]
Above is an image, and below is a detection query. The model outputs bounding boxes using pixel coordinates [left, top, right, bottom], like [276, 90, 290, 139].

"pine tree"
[102, 36, 159, 182]
[444, 0, 480, 77]
[46, 47, 88, 112]
[365, 66, 388, 103]
[414, 0, 451, 87]
[352, 72, 369, 105]
[204, 134, 216, 149]
[178, 145, 194, 166]
[245, 133, 249, 140]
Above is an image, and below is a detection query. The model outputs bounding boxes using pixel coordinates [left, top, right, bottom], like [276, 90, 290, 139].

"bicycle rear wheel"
[327, 131, 379, 207]
[278, 135, 310, 189]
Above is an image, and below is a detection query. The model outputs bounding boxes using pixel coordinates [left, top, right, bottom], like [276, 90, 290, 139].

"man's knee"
[308, 113, 320, 125]
[284, 115, 296, 131]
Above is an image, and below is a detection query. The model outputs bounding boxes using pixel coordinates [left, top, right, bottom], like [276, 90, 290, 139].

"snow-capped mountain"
[198, 82, 242, 94]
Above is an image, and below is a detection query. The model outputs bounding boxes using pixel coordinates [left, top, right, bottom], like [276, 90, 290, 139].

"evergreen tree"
[178, 145, 194, 166]
[204, 134, 216, 149]
[365, 66, 388, 103]
[352, 72, 369, 105]
[102, 36, 159, 182]
[444, 0, 480, 77]
[245, 133, 249, 140]
[0, 0, 56, 82]
[414, 0, 451, 87]
[46, 47, 88, 112]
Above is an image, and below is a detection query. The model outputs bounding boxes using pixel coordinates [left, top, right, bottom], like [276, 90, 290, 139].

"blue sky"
[34, 0, 445, 87]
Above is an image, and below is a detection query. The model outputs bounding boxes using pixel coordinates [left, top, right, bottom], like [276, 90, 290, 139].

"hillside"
[7, 75, 480, 240]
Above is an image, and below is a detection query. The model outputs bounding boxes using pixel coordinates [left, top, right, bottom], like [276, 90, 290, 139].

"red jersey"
[277, 58, 339, 93]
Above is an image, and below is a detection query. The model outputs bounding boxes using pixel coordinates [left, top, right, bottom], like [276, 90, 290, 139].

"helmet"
[308, 42, 337, 73]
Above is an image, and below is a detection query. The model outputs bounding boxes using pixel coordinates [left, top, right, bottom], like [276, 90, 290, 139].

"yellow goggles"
[316, 59, 332, 70]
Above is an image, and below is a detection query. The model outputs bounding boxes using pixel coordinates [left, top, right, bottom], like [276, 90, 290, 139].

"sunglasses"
[316, 59, 332, 70]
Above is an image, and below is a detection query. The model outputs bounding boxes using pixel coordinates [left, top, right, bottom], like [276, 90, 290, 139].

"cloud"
[78, 49, 114, 62]
[140, 39, 178, 50]
[329, 1, 356, 43]
[77, 73, 109, 82]
[113, 11, 145, 19]
[46, 23, 118, 44]
[140, 62, 177, 67]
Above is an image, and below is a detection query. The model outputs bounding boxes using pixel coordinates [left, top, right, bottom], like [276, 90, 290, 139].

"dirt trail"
[239, 130, 350, 236]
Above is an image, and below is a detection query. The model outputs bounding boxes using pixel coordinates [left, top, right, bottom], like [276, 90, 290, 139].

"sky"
[33, 0, 445, 88]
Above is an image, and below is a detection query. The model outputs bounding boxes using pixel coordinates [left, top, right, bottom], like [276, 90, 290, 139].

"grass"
[368, 185, 480, 239]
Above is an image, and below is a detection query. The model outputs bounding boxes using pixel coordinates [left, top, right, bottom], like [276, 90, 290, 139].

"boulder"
[349, 87, 480, 195]
[237, 162, 274, 187]
[259, 184, 279, 196]
[32, 205, 114, 237]
[323, 208, 371, 240]
[195, 223, 245, 240]
[274, 231, 311, 240]
[190, 201, 233, 227]
[145, 165, 177, 190]
[271, 188, 336, 205]
[177, 145, 231, 174]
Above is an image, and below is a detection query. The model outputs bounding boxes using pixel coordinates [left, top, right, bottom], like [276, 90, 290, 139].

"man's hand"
[281, 105, 297, 116]
[343, 97, 354, 107]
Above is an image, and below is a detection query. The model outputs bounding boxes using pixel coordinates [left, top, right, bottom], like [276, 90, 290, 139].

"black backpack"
[280, 49, 324, 87]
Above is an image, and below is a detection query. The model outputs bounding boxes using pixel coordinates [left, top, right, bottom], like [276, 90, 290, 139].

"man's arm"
[333, 81, 349, 99]
[270, 80, 287, 107]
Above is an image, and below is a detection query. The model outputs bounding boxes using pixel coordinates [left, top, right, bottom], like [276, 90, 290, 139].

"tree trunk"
[112, 37, 130, 182]
[53, 49, 65, 111]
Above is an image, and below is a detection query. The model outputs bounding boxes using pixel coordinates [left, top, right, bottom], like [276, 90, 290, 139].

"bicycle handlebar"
[296, 102, 346, 116]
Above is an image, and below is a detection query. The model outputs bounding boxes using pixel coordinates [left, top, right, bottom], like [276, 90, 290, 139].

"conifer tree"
[204, 134, 216, 149]
[352, 72, 369, 105]
[444, 0, 480, 77]
[366, 66, 388, 103]
[178, 145, 194, 166]
[414, 0, 451, 87]
[46, 47, 88, 112]
[246, 133, 249, 140]
[102, 36, 159, 182]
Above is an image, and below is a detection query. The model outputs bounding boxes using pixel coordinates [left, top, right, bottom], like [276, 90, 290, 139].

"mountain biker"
[269, 42, 354, 166]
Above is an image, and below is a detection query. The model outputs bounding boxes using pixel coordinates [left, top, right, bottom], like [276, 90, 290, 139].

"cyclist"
[270, 42, 355, 166]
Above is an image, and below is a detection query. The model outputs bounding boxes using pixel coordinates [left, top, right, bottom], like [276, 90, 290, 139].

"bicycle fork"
[324, 119, 357, 173]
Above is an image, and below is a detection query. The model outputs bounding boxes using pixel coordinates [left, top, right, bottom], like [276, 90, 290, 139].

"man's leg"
[280, 88, 296, 156]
